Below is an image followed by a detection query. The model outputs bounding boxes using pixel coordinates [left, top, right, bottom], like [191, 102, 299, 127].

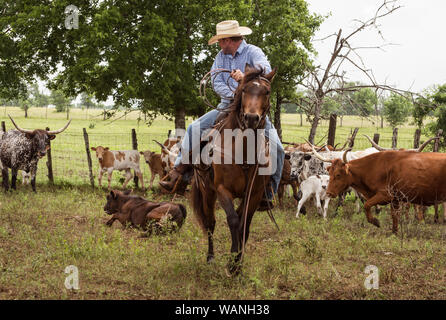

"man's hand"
[230, 69, 244, 82]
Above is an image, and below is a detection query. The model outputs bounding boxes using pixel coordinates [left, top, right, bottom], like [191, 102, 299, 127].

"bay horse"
[191, 65, 277, 275]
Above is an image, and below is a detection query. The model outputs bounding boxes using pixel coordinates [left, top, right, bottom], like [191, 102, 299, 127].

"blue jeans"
[174, 103, 284, 198]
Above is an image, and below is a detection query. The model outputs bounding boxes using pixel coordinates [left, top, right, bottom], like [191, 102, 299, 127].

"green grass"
[1, 106, 445, 300]
[1, 184, 446, 299]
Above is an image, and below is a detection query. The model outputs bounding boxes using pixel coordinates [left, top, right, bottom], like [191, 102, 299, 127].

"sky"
[306, 0, 446, 93]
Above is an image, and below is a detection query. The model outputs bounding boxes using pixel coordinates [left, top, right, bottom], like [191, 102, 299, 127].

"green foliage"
[80, 92, 96, 110]
[426, 84, 446, 146]
[383, 93, 413, 128]
[412, 95, 434, 129]
[351, 88, 377, 118]
[321, 95, 341, 118]
[50, 89, 71, 112]
[1, 0, 322, 127]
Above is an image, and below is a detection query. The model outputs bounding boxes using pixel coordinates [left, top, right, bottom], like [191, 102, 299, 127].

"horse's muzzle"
[244, 113, 261, 128]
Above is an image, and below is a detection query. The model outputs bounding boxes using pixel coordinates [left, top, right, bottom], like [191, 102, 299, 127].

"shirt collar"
[235, 40, 247, 57]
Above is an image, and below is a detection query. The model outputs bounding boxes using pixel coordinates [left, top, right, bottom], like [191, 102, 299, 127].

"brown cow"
[277, 158, 299, 207]
[104, 189, 187, 234]
[140, 150, 165, 189]
[323, 150, 446, 234]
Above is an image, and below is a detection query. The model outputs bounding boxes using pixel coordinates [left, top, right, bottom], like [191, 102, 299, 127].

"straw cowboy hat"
[208, 20, 252, 45]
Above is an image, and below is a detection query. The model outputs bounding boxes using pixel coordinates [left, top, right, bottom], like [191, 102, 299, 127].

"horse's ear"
[264, 67, 277, 82]
[244, 63, 254, 73]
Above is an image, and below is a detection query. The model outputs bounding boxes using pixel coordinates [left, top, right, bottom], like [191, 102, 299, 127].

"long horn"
[363, 134, 391, 151]
[306, 139, 332, 163]
[336, 137, 350, 151]
[8, 115, 34, 134]
[342, 148, 352, 164]
[46, 120, 71, 134]
[416, 136, 438, 152]
[153, 139, 176, 157]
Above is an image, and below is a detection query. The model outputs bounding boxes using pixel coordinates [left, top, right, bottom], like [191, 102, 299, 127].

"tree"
[50, 89, 71, 113]
[2, 0, 321, 133]
[426, 84, 446, 148]
[247, 0, 323, 139]
[383, 93, 412, 129]
[300, 0, 417, 143]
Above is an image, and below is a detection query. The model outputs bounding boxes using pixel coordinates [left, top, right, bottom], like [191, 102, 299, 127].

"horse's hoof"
[226, 261, 242, 277]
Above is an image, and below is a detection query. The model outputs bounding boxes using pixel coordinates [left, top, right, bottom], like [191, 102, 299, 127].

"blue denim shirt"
[211, 40, 272, 107]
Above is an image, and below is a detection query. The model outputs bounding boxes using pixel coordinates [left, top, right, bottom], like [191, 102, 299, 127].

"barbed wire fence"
[0, 119, 442, 189]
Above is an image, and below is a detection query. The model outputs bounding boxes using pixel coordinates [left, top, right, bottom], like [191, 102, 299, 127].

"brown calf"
[277, 158, 298, 207]
[140, 150, 166, 189]
[104, 190, 187, 233]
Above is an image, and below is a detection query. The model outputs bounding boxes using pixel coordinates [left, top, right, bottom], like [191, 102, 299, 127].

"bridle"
[200, 70, 272, 130]
[236, 75, 271, 131]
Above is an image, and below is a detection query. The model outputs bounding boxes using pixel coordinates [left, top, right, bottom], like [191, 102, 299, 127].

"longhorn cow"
[0, 115, 71, 192]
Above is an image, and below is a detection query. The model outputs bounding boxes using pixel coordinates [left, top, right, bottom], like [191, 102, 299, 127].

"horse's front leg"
[216, 185, 241, 272]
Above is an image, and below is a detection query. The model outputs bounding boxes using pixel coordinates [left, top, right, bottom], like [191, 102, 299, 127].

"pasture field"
[0, 107, 435, 188]
[1, 107, 445, 300]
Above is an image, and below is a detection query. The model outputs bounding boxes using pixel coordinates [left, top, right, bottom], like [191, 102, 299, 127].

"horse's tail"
[191, 172, 216, 234]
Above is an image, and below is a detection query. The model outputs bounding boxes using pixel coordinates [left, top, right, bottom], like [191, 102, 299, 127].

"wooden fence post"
[327, 114, 337, 147]
[373, 133, 380, 144]
[413, 129, 421, 149]
[83, 128, 95, 188]
[1, 121, 5, 132]
[45, 127, 54, 184]
[349, 128, 359, 148]
[131, 129, 139, 188]
[433, 129, 443, 222]
[392, 128, 398, 149]
[433, 129, 443, 152]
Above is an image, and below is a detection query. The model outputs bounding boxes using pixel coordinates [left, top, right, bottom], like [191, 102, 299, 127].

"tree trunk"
[24, 105, 28, 118]
[380, 115, 384, 128]
[274, 95, 282, 141]
[308, 101, 321, 144]
[340, 116, 343, 127]
[327, 114, 337, 147]
[175, 107, 186, 135]
[300, 113, 303, 127]
[66, 107, 70, 120]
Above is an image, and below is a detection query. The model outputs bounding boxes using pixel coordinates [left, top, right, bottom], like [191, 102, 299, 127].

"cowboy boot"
[159, 163, 192, 192]
[258, 183, 275, 211]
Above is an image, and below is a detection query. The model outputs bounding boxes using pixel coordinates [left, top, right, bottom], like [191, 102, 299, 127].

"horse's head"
[234, 65, 276, 129]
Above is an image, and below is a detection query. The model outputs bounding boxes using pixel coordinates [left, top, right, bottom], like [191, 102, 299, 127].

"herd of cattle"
[1, 115, 445, 235]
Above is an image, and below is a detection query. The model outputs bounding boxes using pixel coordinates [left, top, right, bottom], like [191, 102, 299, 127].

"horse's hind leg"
[191, 177, 216, 263]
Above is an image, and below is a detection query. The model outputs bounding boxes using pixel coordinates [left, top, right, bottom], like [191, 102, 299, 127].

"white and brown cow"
[91, 146, 144, 190]
[153, 137, 181, 172]
[0, 116, 71, 192]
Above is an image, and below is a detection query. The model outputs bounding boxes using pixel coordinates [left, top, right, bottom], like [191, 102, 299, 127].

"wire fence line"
[2, 127, 438, 188]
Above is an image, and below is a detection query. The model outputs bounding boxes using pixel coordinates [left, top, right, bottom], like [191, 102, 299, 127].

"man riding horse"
[159, 20, 285, 209]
